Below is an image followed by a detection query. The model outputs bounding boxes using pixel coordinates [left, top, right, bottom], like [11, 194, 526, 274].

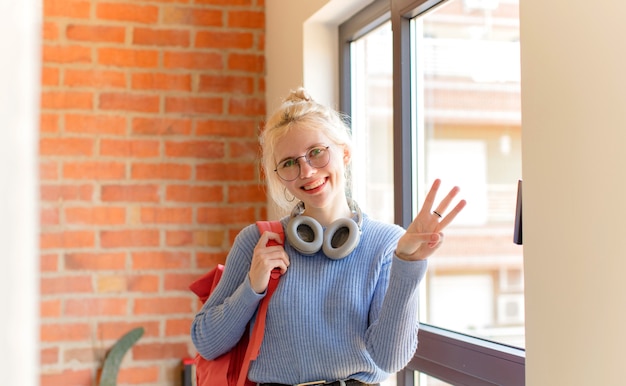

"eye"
[308, 147, 324, 158]
[279, 158, 297, 169]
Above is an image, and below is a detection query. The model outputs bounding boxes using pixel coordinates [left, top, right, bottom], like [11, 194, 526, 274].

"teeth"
[303, 179, 324, 190]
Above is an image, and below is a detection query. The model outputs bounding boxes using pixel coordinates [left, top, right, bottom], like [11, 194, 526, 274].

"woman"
[191, 88, 466, 386]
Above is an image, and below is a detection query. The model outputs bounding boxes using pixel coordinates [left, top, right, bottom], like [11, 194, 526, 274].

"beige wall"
[521, 0, 626, 384]
[268, 0, 626, 384]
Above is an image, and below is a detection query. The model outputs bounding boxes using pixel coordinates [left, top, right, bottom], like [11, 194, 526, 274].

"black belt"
[259, 381, 375, 386]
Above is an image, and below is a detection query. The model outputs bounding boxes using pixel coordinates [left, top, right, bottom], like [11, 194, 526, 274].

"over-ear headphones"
[285, 199, 362, 260]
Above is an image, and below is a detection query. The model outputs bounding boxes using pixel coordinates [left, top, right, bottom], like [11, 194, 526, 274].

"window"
[340, 0, 524, 384]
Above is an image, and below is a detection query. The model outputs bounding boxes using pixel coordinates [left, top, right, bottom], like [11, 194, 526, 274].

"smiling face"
[273, 124, 351, 220]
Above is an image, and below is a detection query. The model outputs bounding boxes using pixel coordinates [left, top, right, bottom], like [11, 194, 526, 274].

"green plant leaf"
[98, 327, 145, 386]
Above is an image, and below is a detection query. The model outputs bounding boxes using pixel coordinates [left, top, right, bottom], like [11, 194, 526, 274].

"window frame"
[338, 0, 526, 384]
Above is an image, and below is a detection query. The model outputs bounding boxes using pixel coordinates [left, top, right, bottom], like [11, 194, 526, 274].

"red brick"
[165, 96, 223, 115]
[40, 253, 60, 273]
[42, 44, 92, 64]
[41, 347, 59, 365]
[40, 161, 59, 180]
[166, 185, 223, 203]
[163, 51, 222, 70]
[196, 31, 254, 49]
[41, 299, 62, 318]
[40, 137, 94, 157]
[97, 321, 160, 341]
[197, 206, 256, 224]
[228, 53, 264, 72]
[101, 184, 160, 202]
[133, 27, 190, 47]
[40, 184, 94, 202]
[134, 297, 192, 315]
[117, 365, 160, 384]
[196, 162, 255, 181]
[165, 317, 193, 336]
[230, 140, 261, 159]
[198, 75, 254, 93]
[41, 369, 93, 386]
[164, 140, 224, 158]
[40, 113, 60, 133]
[131, 72, 191, 91]
[100, 229, 160, 248]
[63, 161, 126, 180]
[65, 206, 126, 225]
[41, 322, 91, 342]
[195, 0, 251, 5]
[101, 139, 160, 158]
[131, 163, 192, 180]
[229, 184, 267, 203]
[65, 114, 127, 135]
[132, 250, 191, 269]
[139, 207, 192, 224]
[42, 21, 59, 41]
[164, 273, 198, 291]
[41, 208, 60, 226]
[228, 10, 265, 29]
[127, 274, 160, 292]
[41, 66, 59, 86]
[96, 3, 159, 24]
[64, 69, 127, 88]
[41, 91, 93, 110]
[65, 252, 126, 270]
[132, 117, 192, 135]
[162, 7, 223, 27]
[65, 297, 128, 317]
[196, 119, 257, 137]
[228, 96, 265, 116]
[66, 24, 126, 43]
[40, 230, 95, 249]
[100, 92, 160, 113]
[97, 47, 159, 68]
[41, 275, 93, 295]
[44, 0, 91, 18]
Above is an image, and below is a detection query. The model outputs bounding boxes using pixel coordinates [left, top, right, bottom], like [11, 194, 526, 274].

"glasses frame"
[273, 145, 331, 181]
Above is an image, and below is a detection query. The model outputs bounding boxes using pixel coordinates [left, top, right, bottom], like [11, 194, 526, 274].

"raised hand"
[395, 179, 466, 261]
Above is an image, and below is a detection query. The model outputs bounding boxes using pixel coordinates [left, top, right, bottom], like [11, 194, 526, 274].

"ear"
[342, 145, 352, 165]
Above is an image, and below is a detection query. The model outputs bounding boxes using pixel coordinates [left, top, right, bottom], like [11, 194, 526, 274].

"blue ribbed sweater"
[190, 214, 427, 384]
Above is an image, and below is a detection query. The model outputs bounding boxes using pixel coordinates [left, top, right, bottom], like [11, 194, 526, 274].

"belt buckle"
[296, 381, 327, 386]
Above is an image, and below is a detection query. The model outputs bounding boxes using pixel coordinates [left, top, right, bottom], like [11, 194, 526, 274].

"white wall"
[268, 0, 626, 384]
[521, 0, 626, 384]
[0, 0, 41, 384]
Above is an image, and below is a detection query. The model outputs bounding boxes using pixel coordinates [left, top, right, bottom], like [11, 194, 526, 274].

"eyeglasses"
[274, 146, 330, 181]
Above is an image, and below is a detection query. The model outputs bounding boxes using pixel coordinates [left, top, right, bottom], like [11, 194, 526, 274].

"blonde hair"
[260, 88, 353, 210]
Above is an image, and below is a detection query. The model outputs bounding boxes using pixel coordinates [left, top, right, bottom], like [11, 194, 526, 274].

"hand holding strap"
[237, 221, 284, 386]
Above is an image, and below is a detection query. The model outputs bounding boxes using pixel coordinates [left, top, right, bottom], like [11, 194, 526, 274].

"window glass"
[350, 21, 394, 224]
[412, 0, 523, 347]
[350, 0, 523, 349]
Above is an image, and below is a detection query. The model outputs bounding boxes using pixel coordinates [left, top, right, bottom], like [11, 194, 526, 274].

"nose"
[298, 157, 316, 178]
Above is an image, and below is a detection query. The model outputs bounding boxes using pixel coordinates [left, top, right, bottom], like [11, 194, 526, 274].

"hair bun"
[285, 87, 313, 103]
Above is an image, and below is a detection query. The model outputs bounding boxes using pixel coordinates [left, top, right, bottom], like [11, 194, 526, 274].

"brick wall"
[40, 0, 266, 385]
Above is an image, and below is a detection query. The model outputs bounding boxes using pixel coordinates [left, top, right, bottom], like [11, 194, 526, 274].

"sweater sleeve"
[365, 255, 427, 373]
[190, 225, 265, 359]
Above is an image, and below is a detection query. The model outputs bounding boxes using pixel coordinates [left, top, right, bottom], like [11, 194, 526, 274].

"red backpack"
[189, 221, 283, 386]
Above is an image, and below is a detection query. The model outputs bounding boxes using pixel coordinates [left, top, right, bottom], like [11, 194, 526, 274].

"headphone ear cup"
[322, 218, 361, 260]
[286, 215, 323, 255]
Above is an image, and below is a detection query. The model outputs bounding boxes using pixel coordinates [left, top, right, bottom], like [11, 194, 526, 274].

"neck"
[300, 197, 353, 227]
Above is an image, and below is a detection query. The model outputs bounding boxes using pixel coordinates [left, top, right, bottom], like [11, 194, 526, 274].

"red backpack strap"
[236, 221, 283, 386]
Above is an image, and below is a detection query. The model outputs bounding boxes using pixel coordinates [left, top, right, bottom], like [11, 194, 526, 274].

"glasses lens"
[274, 146, 330, 181]
[276, 160, 299, 181]
[308, 146, 330, 168]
